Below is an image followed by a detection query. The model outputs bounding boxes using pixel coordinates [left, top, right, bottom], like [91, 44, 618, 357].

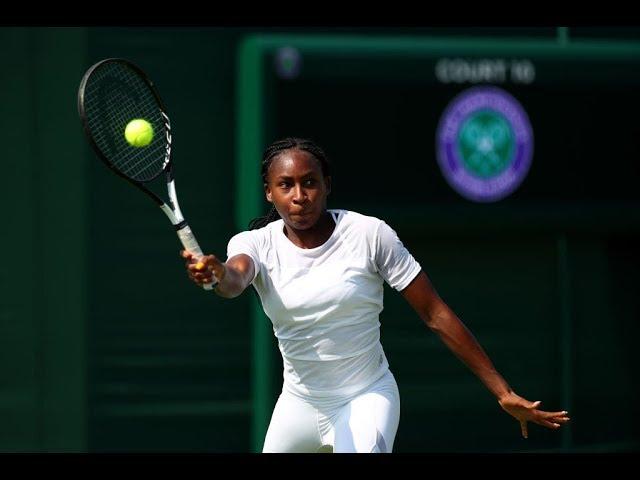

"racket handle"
[176, 225, 215, 291]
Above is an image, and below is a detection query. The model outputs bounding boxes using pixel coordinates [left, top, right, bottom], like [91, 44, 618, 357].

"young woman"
[181, 137, 570, 453]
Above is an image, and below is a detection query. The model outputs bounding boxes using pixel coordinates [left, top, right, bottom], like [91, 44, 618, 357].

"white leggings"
[262, 370, 400, 453]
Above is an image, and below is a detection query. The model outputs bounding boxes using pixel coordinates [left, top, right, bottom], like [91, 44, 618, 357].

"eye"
[304, 179, 316, 187]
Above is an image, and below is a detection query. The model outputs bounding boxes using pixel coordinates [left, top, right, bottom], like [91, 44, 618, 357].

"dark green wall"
[1, 27, 87, 451]
[1, 26, 638, 453]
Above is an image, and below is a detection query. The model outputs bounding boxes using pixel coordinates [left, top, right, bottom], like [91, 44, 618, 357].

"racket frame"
[78, 58, 216, 289]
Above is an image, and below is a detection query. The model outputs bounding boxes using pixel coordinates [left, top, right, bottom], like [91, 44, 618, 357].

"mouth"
[290, 212, 314, 222]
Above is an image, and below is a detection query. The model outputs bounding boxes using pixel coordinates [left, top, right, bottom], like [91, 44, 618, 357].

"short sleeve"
[374, 221, 422, 291]
[226, 230, 261, 283]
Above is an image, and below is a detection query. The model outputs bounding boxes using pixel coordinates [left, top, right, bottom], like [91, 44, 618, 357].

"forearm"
[213, 264, 247, 298]
[427, 307, 512, 401]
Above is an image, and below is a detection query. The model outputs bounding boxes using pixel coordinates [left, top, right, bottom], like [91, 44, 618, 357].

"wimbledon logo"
[436, 86, 534, 202]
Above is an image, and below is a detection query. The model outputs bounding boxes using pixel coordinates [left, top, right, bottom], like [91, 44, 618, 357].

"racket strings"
[83, 61, 168, 182]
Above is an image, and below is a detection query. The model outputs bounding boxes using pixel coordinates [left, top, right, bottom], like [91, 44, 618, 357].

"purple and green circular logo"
[436, 86, 534, 202]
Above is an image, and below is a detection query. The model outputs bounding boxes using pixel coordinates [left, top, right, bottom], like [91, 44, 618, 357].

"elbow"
[422, 312, 439, 331]
[425, 318, 442, 333]
[423, 307, 449, 332]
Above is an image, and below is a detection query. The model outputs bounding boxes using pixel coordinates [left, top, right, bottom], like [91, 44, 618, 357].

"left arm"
[401, 271, 570, 438]
[401, 271, 511, 400]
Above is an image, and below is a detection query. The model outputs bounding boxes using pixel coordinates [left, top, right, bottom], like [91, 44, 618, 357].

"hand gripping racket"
[78, 58, 215, 290]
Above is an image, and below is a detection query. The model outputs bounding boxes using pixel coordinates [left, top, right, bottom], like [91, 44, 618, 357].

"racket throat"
[159, 203, 181, 225]
[166, 178, 185, 223]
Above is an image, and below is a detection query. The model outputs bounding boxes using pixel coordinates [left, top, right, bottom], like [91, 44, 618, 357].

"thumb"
[201, 254, 223, 272]
[203, 254, 220, 266]
[531, 400, 542, 409]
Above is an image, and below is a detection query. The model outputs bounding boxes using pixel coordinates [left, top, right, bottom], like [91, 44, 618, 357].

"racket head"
[78, 58, 172, 183]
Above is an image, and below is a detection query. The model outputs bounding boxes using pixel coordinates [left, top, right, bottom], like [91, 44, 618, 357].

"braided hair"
[248, 138, 331, 230]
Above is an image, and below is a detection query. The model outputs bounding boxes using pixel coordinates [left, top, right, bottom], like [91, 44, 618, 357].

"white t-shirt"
[226, 209, 422, 399]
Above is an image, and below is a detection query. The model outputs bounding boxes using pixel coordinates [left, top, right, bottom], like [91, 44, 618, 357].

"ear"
[324, 176, 332, 195]
[264, 183, 273, 203]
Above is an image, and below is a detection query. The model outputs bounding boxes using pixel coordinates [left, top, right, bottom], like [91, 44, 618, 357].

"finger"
[544, 410, 569, 417]
[543, 410, 568, 416]
[188, 270, 207, 279]
[548, 416, 570, 423]
[191, 273, 205, 282]
[203, 254, 221, 268]
[537, 419, 562, 429]
[181, 250, 193, 259]
[520, 420, 528, 439]
[188, 263, 208, 272]
[191, 272, 212, 281]
[531, 400, 542, 409]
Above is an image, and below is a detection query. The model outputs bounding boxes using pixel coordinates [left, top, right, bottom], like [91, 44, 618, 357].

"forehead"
[268, 149, 322, 177]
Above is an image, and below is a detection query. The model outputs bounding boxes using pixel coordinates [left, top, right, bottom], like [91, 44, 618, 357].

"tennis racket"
[77, 58, 215, 290]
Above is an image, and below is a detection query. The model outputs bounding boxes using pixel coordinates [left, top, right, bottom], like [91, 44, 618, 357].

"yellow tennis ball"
[124, 119, 154, 147]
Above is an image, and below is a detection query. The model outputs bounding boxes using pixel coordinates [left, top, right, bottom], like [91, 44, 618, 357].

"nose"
[292, 184, 306, 204]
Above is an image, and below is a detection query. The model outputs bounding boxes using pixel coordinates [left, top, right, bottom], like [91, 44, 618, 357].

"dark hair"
[248, 137, 331, 230]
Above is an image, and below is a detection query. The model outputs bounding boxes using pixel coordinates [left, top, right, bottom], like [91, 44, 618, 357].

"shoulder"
[336, 209, 407, 248]
[228, 219, 282, 248]
[334, 209, 384, 233]
[333, 209, 388, 249]
[228, 229, 258, 246]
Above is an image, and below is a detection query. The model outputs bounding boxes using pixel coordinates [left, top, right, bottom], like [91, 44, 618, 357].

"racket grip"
[176, 225, 215, 291]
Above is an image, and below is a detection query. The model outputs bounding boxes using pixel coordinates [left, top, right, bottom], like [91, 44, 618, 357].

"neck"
[283, 210, 335, 249]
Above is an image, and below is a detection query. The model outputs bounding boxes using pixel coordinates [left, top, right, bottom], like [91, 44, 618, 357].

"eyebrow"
[275, 171, 317, 180]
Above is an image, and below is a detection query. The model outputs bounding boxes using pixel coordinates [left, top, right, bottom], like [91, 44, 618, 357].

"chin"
[288, 214, 317, 229]
[290, 220, 312, 230]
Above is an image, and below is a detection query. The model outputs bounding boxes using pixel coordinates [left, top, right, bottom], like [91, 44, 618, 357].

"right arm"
[181, 250, 255, 298]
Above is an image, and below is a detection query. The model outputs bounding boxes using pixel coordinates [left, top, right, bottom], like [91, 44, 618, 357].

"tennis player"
[181, 137, 570, 453]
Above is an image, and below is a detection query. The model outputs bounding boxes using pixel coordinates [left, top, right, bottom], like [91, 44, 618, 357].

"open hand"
[498, 391, 570, 438]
